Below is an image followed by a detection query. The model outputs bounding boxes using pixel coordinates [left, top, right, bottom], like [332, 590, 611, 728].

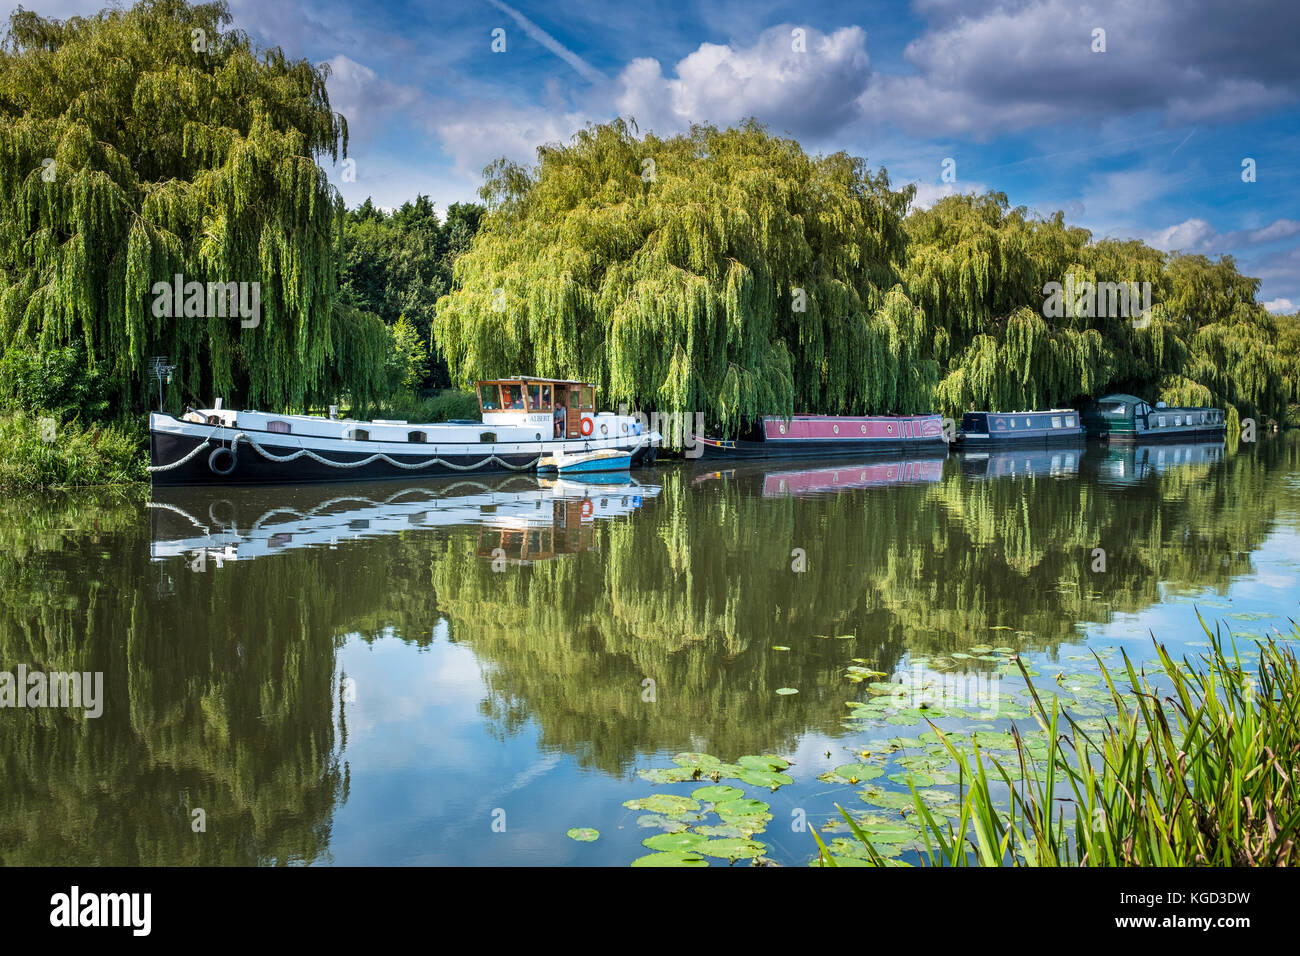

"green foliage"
[0, 340, 108, 419]
[438, 121, 1291, 430]
[435, 118, 928, 433]
[0, 0, 387, 413]
[390, 314, 430, 391]
[377, 387, 480, 423]
[339, 196, 486, 389]
[907, 194, 1289, 422]
[0, 410, 145, 487]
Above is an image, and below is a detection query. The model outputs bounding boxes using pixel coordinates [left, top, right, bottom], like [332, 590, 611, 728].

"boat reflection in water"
[958, 447, 1083, 480]
[149, 473, 660, 567]
[1092, 439, 1225, 485]
[690, 453, 947, 497]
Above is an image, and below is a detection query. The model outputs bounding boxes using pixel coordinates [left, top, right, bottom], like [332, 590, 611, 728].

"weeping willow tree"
[435, 119, 936, 433]
[0, 0, 389, 413]
[907, 193, 1290, 424]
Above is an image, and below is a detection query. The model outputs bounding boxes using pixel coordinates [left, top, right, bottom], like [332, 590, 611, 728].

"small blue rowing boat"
[537, 448, 633, 474]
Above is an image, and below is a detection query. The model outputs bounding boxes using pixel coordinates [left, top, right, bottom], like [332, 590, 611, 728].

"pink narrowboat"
[691, 414, 947, 459]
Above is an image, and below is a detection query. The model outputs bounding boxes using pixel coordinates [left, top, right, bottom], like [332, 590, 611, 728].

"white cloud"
[1263, 298, 1294, 313]
[615, 25, 871, 139]
[1146, 216, 1300, 253]
[322, 54, 421, 145]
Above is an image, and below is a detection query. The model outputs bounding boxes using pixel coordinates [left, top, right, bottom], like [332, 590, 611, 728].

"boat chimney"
[329, 404, 339, 420]
[214, 397, 223, 411]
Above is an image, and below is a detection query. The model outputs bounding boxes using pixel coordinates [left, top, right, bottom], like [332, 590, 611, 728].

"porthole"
[535, 432, 542, 441]
[887, 423, 894, 433]
[779, 423, 786, 434]
[601, 423, 608, 436]
[833, 424, 839, 434]
[860, 424, 867, 434]
[1025, 418, 1032, 428]
[622, 423, 628, 433]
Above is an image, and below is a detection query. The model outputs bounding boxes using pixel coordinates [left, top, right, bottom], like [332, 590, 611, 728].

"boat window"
[1052, 416, 1062, 429]
[580, 386, 594, 411]
[1025, 418, 1032, 428]
[1108, 403, 1127, 415]
[1066, 416, 1075, 428]
[541, 384, 552, 409]
[528, 384, 548, 411]
[1200, 413, 1207, 424]
[350, 428, 370, 441]
[408, 431, 427, 443]
[501, 383, 525, 410]
[1158, 416, 1166, 427]
[267, 420, 291, 434]
[479, 431, 497, 443]
[1175, 415, 1183, 426]
[478, 384, 501, 411]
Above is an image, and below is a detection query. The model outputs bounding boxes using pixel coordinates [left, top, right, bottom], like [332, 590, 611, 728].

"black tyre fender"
[208, 446, 238, 476]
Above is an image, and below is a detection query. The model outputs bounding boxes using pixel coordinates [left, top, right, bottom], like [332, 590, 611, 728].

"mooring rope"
[148, 429, 541, 473]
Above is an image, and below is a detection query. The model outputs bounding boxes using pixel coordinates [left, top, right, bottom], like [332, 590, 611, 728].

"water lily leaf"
[695, 823, 746, 838]
[819, 763, 885, 784]
[888, 771, 934, 787]
[698, 838, 765, 859]
[638, 766, 699, 784]
[642, 831, 708, 852]
[691, 784, 744, 803]
[738, 754, 791, 771]
[631, 851, 708, 867]
[623, 794, 701, 814]
[857, 787, 916, 810]
[672, 752, 721, 769]
[738, 769, 794, 790]
[566, 827, 599, 842]
[715, 797, 771, 820]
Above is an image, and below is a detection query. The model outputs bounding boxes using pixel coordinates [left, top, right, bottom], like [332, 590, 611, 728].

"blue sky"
[14, 0, 1300, 309]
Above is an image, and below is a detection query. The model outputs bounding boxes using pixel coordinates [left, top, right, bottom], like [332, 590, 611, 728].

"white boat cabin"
[477, 377, 598, 439]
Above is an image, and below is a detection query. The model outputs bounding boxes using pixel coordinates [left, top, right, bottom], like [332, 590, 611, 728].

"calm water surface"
[2, 436, 1297, 865]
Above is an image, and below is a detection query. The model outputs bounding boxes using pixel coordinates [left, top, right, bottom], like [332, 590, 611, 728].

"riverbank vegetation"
[814, 619, 1300, 866]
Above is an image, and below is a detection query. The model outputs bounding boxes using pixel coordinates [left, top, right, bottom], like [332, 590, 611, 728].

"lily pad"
[642, 831, 708, 852]
[690, 784, 745, 803]
[715, 797, 771, 820]
[566, 827, 600, 842]
[630, 851, 708, 867]
[672, 752, 721, 769]
[637, 766, 699, 784]
[622, 794, 701, 814]
[698, 838, 766, 859]
[738, 754, 791, 771]
[738, 769, 794, 790]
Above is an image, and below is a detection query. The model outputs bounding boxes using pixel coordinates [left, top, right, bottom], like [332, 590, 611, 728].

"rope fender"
[148, 430, 540, 473]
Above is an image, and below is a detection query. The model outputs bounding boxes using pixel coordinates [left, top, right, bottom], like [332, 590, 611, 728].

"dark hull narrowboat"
[149, 377, 662, 486]
[690, 414, 947, 460]
[953, 409, 1085, 448]
[1081, 393, 1226, 443]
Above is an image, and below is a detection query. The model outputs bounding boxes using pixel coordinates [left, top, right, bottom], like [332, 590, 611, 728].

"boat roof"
[478, 377, 594, 386]
[1095, 393, 1144, 404]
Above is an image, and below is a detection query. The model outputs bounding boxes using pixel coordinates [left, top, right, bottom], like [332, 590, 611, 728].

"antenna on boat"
[147, 356, 175, 411]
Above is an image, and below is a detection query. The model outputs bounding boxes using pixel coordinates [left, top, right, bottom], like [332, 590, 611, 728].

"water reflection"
[0, 436, 1294, 864]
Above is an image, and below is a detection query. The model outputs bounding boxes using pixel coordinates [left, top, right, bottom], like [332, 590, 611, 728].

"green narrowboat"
[1081, 393, 1226, 442]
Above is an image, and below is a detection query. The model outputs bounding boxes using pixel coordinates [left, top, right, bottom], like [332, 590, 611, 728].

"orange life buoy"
[580, 499, 593, 517]
[580, 417, 594, 436]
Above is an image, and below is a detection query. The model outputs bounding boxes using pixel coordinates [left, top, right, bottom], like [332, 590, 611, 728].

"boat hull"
[150, 421, 656, 486]
[691, 415, 947, 460]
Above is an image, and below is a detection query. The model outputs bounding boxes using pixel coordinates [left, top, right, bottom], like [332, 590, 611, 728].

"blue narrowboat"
[954, 408, 1085, 448]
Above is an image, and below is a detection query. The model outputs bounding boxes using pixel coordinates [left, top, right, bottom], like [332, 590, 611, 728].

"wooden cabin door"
[565, 386, 582, 438]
